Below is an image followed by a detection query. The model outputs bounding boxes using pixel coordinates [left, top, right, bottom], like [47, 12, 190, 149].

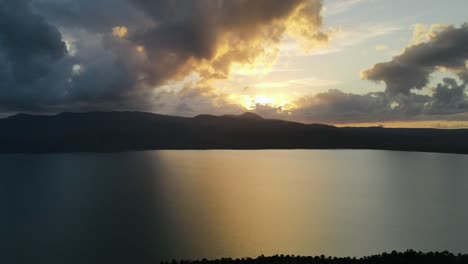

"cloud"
[152, 84, 244, 117]
[280, 23, 399, 57]
[410, 23, 449, 45]
[425, 77, 468, 115]
[0, 0, 329, 113]
[0, 0, 71, 111]
[253, 78, 342, 89]
[323, 0, 368, 17]
[112, 26, 128, 38]
[246, 81, 468, 124]
[281, 89, 414, 123]
[3, 1, 468, 127]
[31, 0, 147, 33]
[333, 24, 400, 47]
[362, 24, 468, 95]
[129, 0, 328, 85]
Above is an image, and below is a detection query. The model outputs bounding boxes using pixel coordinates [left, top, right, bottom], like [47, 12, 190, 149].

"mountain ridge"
[1, 111, 467, 154]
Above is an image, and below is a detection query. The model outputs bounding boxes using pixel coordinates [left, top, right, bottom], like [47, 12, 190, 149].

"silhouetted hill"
[222, 112, 264, 120]
[1, 111, 468, 153]
[163, 251, 468, 264]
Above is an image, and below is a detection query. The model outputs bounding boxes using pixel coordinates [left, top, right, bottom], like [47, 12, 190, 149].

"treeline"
[161, 250, 468, 264]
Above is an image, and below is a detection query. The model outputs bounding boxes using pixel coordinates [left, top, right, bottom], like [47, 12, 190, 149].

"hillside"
[1, 111, 468, 154]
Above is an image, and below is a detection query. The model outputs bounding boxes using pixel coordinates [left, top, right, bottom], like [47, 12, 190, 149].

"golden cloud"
[132, 0, 329, 88]
[112, 26, 128, 38]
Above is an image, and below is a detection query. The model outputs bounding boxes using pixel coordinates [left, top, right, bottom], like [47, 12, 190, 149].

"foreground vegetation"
[162, 251, 468, 264]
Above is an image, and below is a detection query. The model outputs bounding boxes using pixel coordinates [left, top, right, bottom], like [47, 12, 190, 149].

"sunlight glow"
[239, 95, 294, 110]
[231, 63, 275, 77]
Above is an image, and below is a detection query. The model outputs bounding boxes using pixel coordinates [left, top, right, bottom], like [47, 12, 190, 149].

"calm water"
[3, 150, 468, 263]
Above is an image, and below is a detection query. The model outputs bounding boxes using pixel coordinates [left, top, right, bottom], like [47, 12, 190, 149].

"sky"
[0, 0, 467, 127]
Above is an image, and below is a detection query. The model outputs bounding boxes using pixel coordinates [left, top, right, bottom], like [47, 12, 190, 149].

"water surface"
[4, 150, 468, 263]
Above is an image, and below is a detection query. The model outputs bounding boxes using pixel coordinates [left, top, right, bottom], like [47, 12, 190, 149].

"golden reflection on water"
[154, 150, 331, 258]
[4, 150, 468, 263]
[150, 150, 468, 259]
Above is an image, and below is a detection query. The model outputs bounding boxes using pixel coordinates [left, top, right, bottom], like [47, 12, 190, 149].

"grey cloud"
[0, 0, 327, 113]
[249, 87, 468, 124]
[425, 78, 468, 115]
[0, 0, 73, 111]
[152, 85, 244, 117]
[236, 90, 399, 124]
[362, 24, 468, 95]
[282, 90, 402, 123]
[31, 0, 147, 33]
[130, 0, 326, 86]
[0, 0, 150, 113]
[0, 0, 66, 82]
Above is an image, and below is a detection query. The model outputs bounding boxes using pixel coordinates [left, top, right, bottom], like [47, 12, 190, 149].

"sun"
[241, 95, 272, 109]
[240, 95, 293, 110]
[253, 95, 274, 105]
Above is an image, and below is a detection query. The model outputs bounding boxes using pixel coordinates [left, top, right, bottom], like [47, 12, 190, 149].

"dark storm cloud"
[0, 0, 327, 113]
[362, 24, 468, 95]
[0, 0, 147, 112]
[426, 78, 468, 115]
[0, 0, 73, 110]
[31, 0, 146, 33]
[0, 0, 66, 81]
[129, 0, 327, 85]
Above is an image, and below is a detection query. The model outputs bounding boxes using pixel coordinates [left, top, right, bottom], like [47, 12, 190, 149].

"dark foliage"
[163, 251, 468, 264]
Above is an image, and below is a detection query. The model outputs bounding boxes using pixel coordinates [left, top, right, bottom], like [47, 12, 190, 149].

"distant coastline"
[1, 111, 468, 154]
